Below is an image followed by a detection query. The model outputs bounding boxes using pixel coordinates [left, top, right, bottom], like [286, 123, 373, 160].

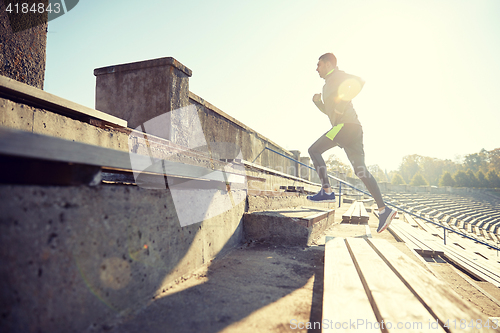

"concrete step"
[243, 206, 335, 246]
[246, 189, 336, 213]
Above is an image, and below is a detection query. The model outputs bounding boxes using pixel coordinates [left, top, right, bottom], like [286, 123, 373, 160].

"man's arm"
[312, 93, 326, 113]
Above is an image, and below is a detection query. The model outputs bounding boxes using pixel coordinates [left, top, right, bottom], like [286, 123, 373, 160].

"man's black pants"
[308, 123, 385, 208]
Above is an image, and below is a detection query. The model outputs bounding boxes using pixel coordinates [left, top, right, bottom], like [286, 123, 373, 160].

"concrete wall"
[0, 184, 245, 332]
[94, 57, 302, 179]
[189, 92, 298, 176]
[0, 1, 48, 89]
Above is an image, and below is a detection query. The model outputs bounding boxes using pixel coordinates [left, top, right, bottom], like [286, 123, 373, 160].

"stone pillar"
[0, 1, 48, 89]
[289, 150, 300, 177]
[299, 157, 311, 181]
[94, 57, 192, 139]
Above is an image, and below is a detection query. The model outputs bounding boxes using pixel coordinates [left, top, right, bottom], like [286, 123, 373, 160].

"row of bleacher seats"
[383, 192, 500, 246]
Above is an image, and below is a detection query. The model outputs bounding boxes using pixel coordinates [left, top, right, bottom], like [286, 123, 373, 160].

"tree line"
[326, 148, 500, 188]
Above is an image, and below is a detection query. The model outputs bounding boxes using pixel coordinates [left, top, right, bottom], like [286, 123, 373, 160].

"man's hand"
[312, 93, 322, 103]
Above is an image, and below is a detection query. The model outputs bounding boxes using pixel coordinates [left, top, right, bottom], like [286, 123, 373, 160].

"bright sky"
[45, 0, 500, 172]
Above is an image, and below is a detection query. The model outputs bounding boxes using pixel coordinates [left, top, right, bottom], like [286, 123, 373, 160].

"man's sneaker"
[377, 207, 397, 233]
[307, 189, 336, 203]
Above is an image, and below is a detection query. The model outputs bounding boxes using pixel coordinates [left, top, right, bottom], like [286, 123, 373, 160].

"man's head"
[316, 53, 337, 79]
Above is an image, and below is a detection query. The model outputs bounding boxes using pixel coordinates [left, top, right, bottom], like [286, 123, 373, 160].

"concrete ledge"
[243, 207, 335, 246]
[0, 75, 127, 127]
[0, 98, 240, 175]
[0, 96, 133, 152]
[247, 189, 300, 197]
[0, 126, 245, 184]
[94, 57, 192, 77]
[247, 193, 334, 213]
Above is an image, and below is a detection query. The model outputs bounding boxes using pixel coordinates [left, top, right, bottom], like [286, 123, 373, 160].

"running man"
[307, 53, 396, 233]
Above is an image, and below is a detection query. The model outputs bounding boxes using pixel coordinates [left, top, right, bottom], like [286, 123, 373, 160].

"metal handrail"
[263, 147, 500, 251]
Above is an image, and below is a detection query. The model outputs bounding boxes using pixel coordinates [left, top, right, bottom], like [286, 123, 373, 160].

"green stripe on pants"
[325, 123, 344, 140]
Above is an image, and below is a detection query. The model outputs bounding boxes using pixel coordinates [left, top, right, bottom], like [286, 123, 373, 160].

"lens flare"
[337, 78, 363, 101]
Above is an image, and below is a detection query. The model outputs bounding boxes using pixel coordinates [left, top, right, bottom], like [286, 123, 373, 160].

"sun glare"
[337, 78, 363, 101]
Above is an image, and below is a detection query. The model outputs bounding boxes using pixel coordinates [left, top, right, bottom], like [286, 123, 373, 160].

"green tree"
[399, 154, 422, 184]
[397, 154, 459, 186]
[466, 169, 479, 187]
[453, 171, 468, 187]
[463, 149, 488, 173]
[410, 173, 428, 186]
[368, 164, 387, 182]
[476, 171, 488, 188]
[392, 148, 499, 187]
[391, 173, 405, 185]
[420, 156, 444, 186]
[488, 148, 500, 173]
[486, 170, 500, 188]
[326, 154, 353, 178]
[439, 171, 455, 187]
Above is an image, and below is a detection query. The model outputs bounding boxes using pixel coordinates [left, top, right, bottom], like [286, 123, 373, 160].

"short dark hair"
[319, 53, 337, 67]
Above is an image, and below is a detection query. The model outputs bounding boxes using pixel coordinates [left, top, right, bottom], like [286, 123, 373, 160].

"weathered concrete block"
[0, 184, 245, 332]
[32, 108, 129, 151]
[0, 97, 131, 153]
[243, 207, 335, 246]
[94, 57, 192, 134]
[0, 1, 47, 89]
[0, 98, 34, 131]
